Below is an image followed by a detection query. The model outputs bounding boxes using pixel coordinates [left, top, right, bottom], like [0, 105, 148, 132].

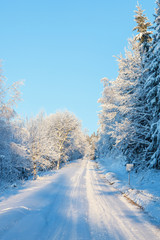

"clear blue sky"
[0, 0, 156, 134]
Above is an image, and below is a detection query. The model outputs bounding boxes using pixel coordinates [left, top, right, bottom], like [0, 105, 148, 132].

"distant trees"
[86, 132, 98, 160]
[97, 3, 160, 170]
[0, 63, 91, 184]
[0, 99, 90, 182]
[22, 110, 90, 179]
[44, 111, 87, 169]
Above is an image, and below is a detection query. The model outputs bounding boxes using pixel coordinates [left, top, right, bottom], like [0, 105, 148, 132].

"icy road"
[0, 159, 159, 240]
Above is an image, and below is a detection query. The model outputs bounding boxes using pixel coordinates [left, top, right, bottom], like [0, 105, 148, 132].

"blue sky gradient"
[0, 0, 156, 134]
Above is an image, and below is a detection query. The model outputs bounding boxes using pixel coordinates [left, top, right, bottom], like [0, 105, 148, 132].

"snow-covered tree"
[23, 110, 88, 177]
[97, 4, 153, 168]
[144, 0, 160, 169]
[97, 78, 119, 158]
[10, 119, 32, 179]
[85, 132, 98, 160]
[46, 111, 86, 169]
[97, 39, 142, 162]
[133, 4, 152, 52]
[0, 63, 23, 182]
[113, 40, 142, 161]
[113, 5, 152, 166]
[25, 112, 53, 179]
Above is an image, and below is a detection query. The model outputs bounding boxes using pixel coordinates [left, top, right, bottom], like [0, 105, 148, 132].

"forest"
[97, 1, 160, 170]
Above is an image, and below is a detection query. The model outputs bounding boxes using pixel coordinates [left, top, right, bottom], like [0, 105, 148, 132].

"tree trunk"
[57, 159, 60, 170]
[33, 161, 37, 180]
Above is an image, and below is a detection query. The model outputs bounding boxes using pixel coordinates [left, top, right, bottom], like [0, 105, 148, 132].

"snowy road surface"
[0, 159, 159, 240]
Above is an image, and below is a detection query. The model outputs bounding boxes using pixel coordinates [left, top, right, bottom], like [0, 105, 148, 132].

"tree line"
[97, 1, 160, 170]
[0, 68, 94, 183]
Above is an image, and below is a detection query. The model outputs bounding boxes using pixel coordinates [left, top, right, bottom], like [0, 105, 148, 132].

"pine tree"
[133, 4, 152, 51]
[129, 4, 153, 166]
[113, 39, 143, 163]
[97, 4, 153, 168]
[144, 0, 160, 169]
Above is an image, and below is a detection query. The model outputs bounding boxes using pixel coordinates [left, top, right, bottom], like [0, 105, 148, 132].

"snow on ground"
[97, 152, 160, 224]
[0, 159, 160, 240]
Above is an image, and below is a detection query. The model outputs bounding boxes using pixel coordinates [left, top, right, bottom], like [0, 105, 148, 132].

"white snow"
[97, 153, 160, 224]
[0, 159, 159, 240]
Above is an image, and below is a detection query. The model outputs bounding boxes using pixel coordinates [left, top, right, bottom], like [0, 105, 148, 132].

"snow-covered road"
[0, 159, 159, 240]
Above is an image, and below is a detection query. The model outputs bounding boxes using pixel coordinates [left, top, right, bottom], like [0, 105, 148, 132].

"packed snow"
[0, 159, 159, 240]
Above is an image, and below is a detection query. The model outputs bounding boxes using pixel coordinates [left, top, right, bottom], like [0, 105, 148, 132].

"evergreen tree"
[113, 39, 143, 163]
[129, 4, 153, 166]
[97, 4, 152, 168]
[133, 4, 152, 51]
[144, 0, 160, 169]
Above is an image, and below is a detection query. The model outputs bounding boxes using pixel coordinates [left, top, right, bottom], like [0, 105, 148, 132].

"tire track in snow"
[37, 160, 91, 240]
[86, 160, 160, 240]
[0, 159, 159, 240]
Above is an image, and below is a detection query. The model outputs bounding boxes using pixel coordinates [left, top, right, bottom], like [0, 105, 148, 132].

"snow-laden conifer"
[144, 0, 160, 169]
[97, 4, 153, 168]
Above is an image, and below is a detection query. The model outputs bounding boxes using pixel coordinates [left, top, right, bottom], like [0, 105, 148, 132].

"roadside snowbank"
[97, 153, 160, 224]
